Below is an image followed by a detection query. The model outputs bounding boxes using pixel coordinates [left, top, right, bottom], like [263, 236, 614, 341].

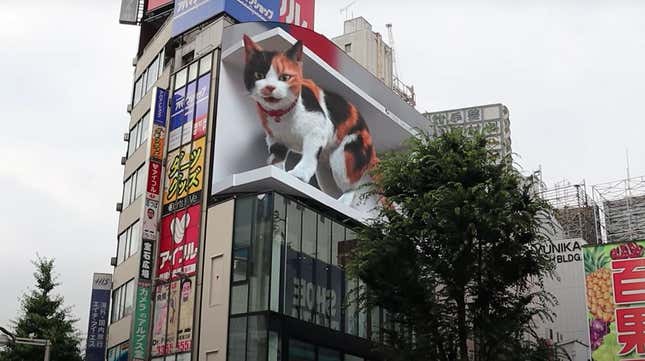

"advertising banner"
[177, 276, 196, 352]
[131, 282, 152, 361]
[143, 198, 160, 240]
[139, 239, 154, 281]
[150, 126, 166, 162]
[171, 0, 315, 37]
[163, 137, 205, 213]
[584, 240, 645, 360]
[153, 88, 169, 125]
[85, 273, 111, 361]
[193, 73, 210, 140]
[152, 284, 169, 357]
[158, 204, 201, 281]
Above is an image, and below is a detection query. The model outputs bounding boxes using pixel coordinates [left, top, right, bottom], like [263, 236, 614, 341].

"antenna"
[340, 1, 357, 21]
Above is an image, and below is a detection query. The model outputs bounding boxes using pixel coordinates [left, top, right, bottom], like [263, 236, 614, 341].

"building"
[592, 176, 645, 243]
[332, 17, 393, 88]
[107, 2, 429, 361]
[424, 104, 512, 161]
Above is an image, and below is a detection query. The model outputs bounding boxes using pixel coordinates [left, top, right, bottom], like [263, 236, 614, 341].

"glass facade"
[227, 193, 388, 361]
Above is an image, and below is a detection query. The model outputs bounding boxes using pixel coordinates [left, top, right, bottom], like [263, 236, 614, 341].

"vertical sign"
[85, 273, 112, 361]
[153, 53, 213, 360]
[131, 87, 169, 361]
[584, 240, 645, 360]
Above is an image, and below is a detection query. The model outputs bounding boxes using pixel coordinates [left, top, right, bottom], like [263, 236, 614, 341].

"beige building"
[332, 17, 393, 88]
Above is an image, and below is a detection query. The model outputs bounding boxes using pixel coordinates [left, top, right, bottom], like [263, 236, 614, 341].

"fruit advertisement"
[584, 240, 645, 361]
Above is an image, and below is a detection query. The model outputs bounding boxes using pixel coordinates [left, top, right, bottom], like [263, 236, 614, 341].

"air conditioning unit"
[123, 133, 130, 142]
[127, 104, 133, 113]
[132, 56, 138, 66]
[110, 257, 118, 267]
[121, 156, 127, 165]
[116, 202, 123, 212]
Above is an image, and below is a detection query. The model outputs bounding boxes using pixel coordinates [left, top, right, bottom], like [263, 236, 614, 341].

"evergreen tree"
[0, 257, 83, 361]
[349, 130, 557, 361]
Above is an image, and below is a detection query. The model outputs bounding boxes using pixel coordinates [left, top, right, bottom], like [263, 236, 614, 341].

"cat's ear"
[285, 41, 304, 62]
[243, 34, 262, 62]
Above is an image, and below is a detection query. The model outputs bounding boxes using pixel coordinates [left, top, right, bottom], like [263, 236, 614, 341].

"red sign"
[612, 257, 645, 356]
[279, 0, 315, 29]
[147, 0, 173, 12]
[147, 160, 163, 198]
[157, 205, 201, 280]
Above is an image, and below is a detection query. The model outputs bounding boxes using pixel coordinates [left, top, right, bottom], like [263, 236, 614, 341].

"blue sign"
[153, 88, 169, 126]
[172, 0, 281, 37]
[85, 273, 112, 361]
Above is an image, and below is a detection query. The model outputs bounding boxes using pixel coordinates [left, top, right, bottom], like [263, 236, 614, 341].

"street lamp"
[0, 326, 51, 361]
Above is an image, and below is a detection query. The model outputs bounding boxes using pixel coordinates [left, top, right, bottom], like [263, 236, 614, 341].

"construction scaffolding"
[541, 180, 601, 244]
[592, 175, 645, 244]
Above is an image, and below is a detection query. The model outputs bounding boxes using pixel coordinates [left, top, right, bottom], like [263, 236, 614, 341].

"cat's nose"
[261, 86, 275, 96]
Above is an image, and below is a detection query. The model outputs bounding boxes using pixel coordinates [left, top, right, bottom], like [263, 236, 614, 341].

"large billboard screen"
[584, 240, 645, 360]
[210, 23, 429, 214]
[171, 0, 315, 37]
[85, 273, 112, 361]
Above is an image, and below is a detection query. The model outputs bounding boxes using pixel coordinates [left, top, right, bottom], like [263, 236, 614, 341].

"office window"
[300, 208, 316, 323]
[116, 220, 140, 265]
[315, 215, 330, 327]
[288, 340, 314, 361]
[111, 279, 135, 323]
[122, 165, 145, 209]
[246, 316, 268, 361]
[107, 342, 129, 361]
[132, 50, 164, 106]
[285, 200, 302, 319]
[127, 112, 150, 157]
[248, 194, 272, 312]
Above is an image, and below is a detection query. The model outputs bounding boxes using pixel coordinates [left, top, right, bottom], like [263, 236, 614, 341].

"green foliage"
[0, 256, 83, 361]
[349, 130, 556, 361]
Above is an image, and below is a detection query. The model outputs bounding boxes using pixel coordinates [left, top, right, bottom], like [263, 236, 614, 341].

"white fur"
[251, 64, 363, 203]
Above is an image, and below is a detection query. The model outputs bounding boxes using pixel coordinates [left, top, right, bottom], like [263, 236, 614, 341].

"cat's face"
[243, 35, 304, 110]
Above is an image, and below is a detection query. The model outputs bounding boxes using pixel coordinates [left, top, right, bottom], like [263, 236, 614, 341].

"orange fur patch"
[335, 104, 359, 143]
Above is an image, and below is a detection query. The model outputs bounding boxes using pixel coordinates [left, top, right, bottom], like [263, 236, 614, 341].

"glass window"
[370, 307, 381, 342]
[139, 112, 150, 146]
[231, 284, 248, 315]
[249, 194, 272, 312]
[199, 54, 212, 76]
[234, 197, 254, 249]
[288, 340, 314, 361]
[147, 57, 159, 92]
[299, 208, 316, 323]
[123, 178, 132, 208]
[117, 232, 128, 264]
[358, 281, 367, 339]
[176, 68, 187, 89]
[271, 195, 286, 312]
[318, 347, 340, 361]
[345, 277, 358, 336]
[246, 315, 267, 361]
[188, 62, 199, 82]
[128, 123, 139, 157]
[135, 166, 145, 200]
[124, 281, 134, 317]
[129, 221, 140, 257]
[233, 248, 249, 282]
[268, 331, 280, 361]
[285, 200, 301, 319]
[133, 77, 143, 105]
[315, 215, 330, 327]
[331, 222, 344, 267]
[345, 355, 363, 361]
[228, 317, 247, 361]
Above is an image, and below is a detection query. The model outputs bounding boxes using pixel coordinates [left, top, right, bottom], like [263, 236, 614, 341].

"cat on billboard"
[242, 35, 378, 206]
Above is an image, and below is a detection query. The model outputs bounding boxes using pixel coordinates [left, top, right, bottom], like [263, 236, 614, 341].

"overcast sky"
[1, 0, 644, 340]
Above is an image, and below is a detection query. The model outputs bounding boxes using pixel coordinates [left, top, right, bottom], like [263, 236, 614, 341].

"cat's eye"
[279, 74, 292, 81]
[254, 72, 265, 80]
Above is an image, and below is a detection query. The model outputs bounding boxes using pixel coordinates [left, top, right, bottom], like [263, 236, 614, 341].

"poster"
[163, 138, 204, 210]
[151, 285, 169, 357]
[192, 73, 210, 140]
[584, 240, 645, 360]
[165, 280, 181, 355]
[177, 276, 196, 352]
[157, 204, 201, 281]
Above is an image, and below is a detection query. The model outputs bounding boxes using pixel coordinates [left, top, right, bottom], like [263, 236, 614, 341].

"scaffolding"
[541, 180, 601, 244]
[592, 175, 645, 244]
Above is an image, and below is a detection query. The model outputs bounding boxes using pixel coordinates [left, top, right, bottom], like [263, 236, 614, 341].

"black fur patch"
[344, 134, 373, 172]
[348, 114, 369, 134]
[269, 143, 289, 161]
[324, 91, 350, 129]
[301, 86, 323, 114]
[244, 51, 276, 91]
[316, 146, 323, 160]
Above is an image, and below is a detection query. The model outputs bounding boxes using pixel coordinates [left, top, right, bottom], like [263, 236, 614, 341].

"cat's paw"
[288, 167, 313, 183]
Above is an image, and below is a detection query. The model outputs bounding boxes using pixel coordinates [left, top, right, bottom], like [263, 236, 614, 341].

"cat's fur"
[242, 34, 378, 205]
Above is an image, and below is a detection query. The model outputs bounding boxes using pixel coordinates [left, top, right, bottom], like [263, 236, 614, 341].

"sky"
[0, 0, 644, 341]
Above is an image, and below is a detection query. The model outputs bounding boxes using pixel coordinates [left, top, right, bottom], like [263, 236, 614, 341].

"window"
[122, 166, 146, 208]
[107, 341, 129, 361]
[111, 279, 135, 323]
[127, 112, 150, 157]
[227, 315, 268, 361]
[132, 50, 165, 106]
[116, 220, 140, 264]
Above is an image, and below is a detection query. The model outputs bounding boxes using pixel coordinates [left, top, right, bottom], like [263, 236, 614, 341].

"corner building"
[109, 2, 430, 361]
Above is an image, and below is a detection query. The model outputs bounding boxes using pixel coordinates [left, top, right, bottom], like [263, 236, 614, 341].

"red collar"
[257, 100, 298, 122]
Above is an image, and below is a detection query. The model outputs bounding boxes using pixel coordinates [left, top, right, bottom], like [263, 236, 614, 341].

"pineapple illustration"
[584, 248, 614, 323]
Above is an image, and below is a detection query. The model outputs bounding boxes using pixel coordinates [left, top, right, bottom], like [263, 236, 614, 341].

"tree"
[349, 130, 556, 361]
[0, 256, 83, 361]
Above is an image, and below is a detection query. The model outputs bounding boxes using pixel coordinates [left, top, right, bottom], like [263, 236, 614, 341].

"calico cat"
[242, 34, 378, 206]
